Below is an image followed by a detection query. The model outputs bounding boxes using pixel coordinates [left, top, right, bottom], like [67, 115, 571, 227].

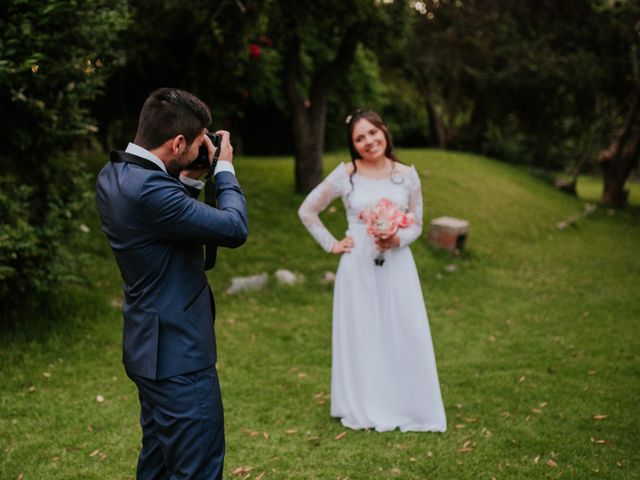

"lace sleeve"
[396, 166, 423, 248]
[298, 165, 345, 252]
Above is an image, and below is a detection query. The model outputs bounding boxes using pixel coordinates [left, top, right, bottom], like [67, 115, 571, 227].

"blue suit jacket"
[96, 151, 248, 379]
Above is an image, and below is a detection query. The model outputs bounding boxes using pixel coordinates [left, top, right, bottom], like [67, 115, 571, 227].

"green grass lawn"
[1, 149, 639, 479]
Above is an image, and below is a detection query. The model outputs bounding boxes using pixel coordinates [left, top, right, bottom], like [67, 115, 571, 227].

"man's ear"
[171, 135, 186, 156]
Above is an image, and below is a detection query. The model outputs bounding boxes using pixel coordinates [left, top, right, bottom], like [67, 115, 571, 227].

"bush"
[0, 0, 130, 319]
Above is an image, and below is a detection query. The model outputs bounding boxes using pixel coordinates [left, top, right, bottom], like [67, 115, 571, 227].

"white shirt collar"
[125, 142, 167, 174]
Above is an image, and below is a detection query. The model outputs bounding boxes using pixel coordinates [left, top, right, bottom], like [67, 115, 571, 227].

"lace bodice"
[298, 163, 424, 252]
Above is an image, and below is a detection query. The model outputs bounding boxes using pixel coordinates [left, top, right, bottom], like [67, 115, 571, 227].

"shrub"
[0, 0, 130, 319]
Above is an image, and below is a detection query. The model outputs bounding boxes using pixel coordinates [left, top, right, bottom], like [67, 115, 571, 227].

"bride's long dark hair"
[345, 110, 399, 186]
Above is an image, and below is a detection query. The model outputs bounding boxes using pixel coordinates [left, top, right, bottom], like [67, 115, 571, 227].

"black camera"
[188, 132, 220, 169]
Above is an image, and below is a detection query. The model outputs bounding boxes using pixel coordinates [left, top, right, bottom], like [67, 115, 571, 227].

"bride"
[298, 110, 447, 432]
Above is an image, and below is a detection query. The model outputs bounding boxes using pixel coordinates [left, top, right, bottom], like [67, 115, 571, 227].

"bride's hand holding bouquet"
[359, 198, 414, 266]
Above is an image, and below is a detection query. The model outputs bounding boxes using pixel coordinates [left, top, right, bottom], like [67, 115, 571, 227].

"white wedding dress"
[298, 163, 447, 432]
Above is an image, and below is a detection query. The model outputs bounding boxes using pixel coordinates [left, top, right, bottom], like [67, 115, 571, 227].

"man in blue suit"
[96, 88, 248, 479]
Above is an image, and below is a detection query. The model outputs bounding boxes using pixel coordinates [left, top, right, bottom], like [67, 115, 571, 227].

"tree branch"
[309, 28, 359, 111]
[283, 33, 304, 114]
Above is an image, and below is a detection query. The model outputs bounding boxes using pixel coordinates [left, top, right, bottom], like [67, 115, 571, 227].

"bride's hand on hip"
[375, 234, 400, 251]
[332, 236, 354, 254]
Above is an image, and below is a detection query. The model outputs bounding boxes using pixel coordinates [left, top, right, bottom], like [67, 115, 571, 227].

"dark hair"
[344, 109, 399, 185]
[134, 88, 212, 150]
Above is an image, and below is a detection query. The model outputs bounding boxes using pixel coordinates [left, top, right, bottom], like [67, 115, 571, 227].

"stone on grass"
[428, 216, 469, 253]
[321, 271, 336, 284]
[226, 272, 268, 294]
[275, 269, 304, 285]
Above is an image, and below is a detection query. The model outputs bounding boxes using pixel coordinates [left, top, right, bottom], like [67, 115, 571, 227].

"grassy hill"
[1, 150, 638, 479]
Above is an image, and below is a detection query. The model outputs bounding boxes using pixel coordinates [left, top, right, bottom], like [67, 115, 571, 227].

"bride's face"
[351, 118, 387, 162]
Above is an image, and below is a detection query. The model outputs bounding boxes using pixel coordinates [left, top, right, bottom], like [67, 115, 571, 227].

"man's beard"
[166, 152, 193, 177]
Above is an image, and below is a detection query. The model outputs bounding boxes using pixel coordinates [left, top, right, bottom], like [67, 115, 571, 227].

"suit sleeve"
[140, 172, 248, 247]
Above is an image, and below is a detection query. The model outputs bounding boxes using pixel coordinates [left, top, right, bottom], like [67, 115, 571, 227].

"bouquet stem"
[374, 251, 385, 266]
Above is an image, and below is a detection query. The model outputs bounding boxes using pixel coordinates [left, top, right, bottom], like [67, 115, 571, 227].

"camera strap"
[203, 145, 221, 271]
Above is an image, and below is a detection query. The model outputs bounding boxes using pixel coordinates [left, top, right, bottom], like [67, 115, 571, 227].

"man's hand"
[181, 130, 233, 180]
[215, 130, 233, 163]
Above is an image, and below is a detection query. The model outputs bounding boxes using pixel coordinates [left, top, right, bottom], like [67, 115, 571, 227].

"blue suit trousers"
[128, 366, 224, 480]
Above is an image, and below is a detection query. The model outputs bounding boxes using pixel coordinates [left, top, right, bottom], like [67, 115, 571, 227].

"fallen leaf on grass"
[43, 372, 51, 378]
[89, 449, 100, 457]
[531, 408, 542, 414]
[297, 372, 308, 379]
[426, 451, 433, 458]
[533, 455, 540, 464]
[335, 431, 348, 441]
[285, 429, 297, 434]
[547, 459, 557, 468]
[232, 465, 253, 475]
[262, 432, 269, 440]
[591, 437, 608, 445]
[255, 473, 266, 480]
[455, 424, 466, 429]
[27, 386, 36, 393]
[519, 376, 526, 383]
[18, 474, 24, 480]
[459, 440, 473, 453]
[539, 402, 548, 408]
[592, 415, 607, 420]
[96, 395, 105, 403]
[409, 457, 417, 462]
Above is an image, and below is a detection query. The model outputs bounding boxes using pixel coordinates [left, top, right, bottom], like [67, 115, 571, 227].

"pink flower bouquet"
[359, 198, 415, 266]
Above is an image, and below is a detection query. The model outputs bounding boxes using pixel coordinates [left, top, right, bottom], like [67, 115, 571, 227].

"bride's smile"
[352, 118, 388, 162]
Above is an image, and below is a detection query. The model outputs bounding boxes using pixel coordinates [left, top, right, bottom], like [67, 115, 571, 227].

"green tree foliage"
[260, 0, 410, 192]
[0, 0, 130, 317]
[396, 0, 638, 173]
[594, 0, 640, 206]
[94, 0, 270, 150]
[96, 1, 409, 171]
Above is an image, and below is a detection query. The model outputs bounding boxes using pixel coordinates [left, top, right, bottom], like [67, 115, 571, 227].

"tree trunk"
[283, 31, 358, 193]
[599, 85, 640, 207]
[291, 101, 327, 193]
[425, 96, 447, 148]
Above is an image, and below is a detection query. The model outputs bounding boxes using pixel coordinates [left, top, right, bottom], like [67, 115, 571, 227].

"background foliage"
[1, 0, 638, 309]
[0, 0, 130, 317]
